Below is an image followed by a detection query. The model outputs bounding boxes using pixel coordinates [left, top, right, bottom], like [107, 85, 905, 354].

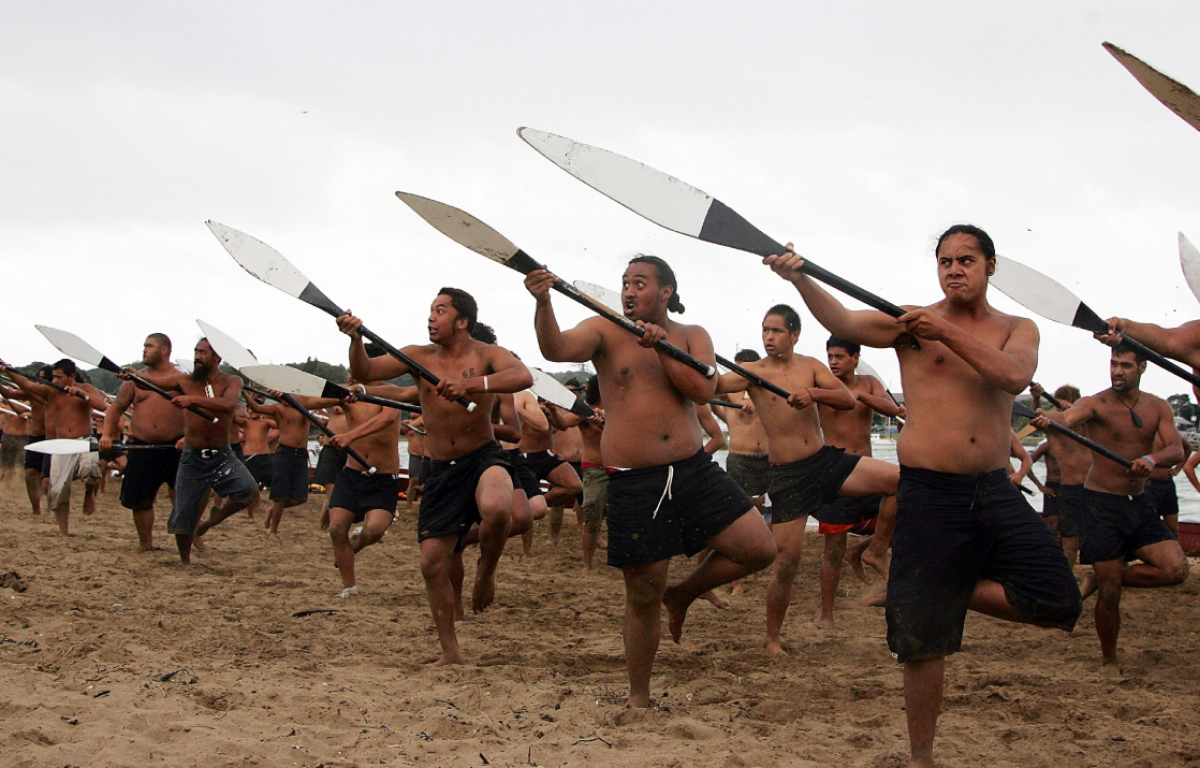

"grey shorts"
[581, 465, 609, 532]
[168, 446, 258, 535]
[1, 433, 29, 468]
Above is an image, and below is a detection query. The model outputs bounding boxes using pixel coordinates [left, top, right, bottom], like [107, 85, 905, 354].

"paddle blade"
[196, 320, 260, 372]
[530, 368, 593, 418]
[205, 220, 342, 316]
[990, 255, 1106, 334]
[241, 364, 335, 400]
[854, 358, 891, 393]
[1103, 42, 1200, 133]
[518, 128, 784, 257]
[395, 192, 542, 274]
[1180, 232, 1200, 304]
[572, 280, 622, 315]
[35, 326, 113, 370]
[25, 438, 96, 455]
[174, 358, 194, 374]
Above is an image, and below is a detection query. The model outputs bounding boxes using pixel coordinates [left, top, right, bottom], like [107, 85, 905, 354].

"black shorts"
[1144, 478, 1180, 518]
[1041, 481, 1060, 518]
[244, 453, 273, 487]
[816, 494, 883, 526]
[24, 435, 45, 472]
[1080, 489, 1175, 564]
[1055, 484, 1085, 537]
[769, 446, 861, 525]
[270, 446, 309, 503]
[42, 451, 51, 479]
[313, 444, 347, 486]
[607, 449, 753, 569]
[230, 443, 245, 461]
[526, 449, 567, 481]
[329, 466, 400, 524]
[508, 448, 542, 498]
[886, 466, 1081, 663]
[726, 452, 770, 497]
[119, 439, 182, 511]
[419, 441, 512, 550]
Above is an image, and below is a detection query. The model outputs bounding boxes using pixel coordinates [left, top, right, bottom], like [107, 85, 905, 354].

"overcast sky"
[3, 2, 1200, 400]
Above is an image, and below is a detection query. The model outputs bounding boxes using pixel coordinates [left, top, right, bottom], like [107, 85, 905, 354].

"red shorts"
[819, 521, 855, 534]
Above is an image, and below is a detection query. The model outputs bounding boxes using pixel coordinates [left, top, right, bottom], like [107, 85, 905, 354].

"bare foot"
[1079, 570, 1098, 600]
[765, 638, 789, 656]
[429, 652, 463, 667]
[730, 580, 744, 597]
[339, 586, 359, 599]
[1100, 659, 1123, 679]
[268, 531, 280, 540]
[471, 573, 496, 613]
[861, 583, 887, 607]
[701, 589, 730, 610]
[844, 548, 868, 583]
[816, 615, 836, 629]
[861, 547, 890, 580]
[192, 536, 206, 552]
[264, 515, 271, 529]
[663, 586, 691, 644]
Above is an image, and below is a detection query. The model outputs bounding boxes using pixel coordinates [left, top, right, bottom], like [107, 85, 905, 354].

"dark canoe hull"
[1180, 522, 1200, 556]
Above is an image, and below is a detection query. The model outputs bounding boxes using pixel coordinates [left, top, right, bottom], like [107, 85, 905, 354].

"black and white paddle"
[990, 255, 1200, 390]
[240, 364, 421, 414]
[205, 220, 474, 412]
[518, 128, 908, 318]
[1179, 233, 1200, 303]
[35, 325, 219, 423]
[530, 367, 595, 419]
[1, 362, 90, 402]
[572, 279, 796, 401]
[394, 192, 717, 379]
[26, 438, 177, 456]
[1011, 401, 1133, 469]
[197, 320, 376, 474]
[1104, 42, 1200, 134]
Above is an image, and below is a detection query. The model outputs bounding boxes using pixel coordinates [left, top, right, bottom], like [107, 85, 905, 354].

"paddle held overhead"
[1012, 401, 1133, 469]
[240, 364, 421, 414]
[1103, 42, 1200, 134]
[205, 220, 475, 411]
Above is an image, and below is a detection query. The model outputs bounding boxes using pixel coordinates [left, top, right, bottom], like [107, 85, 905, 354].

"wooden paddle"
[1103, 42, 1200, 133]
[196, 320, 376, 474]
[240, 364, 421, 414]
[1011, 401, 1133, 468]
[394, 193, 717, 379]
[205, 220, 475, 412]
[35, 325, 219, 423]
[990, 255, 1200, 390]
[518, 128, 909, 318]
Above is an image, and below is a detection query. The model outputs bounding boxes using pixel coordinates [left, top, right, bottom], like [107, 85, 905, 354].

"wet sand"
[1, 479, 1199, 768]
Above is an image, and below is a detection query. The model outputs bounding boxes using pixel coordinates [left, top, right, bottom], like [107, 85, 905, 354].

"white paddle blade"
[572, 280, 622, 316]
[1104, 42, 1200, 133]
[196, 320, 260, 372]
[25, 438, 95, 455]
[1180, 232, 1200, 304]
[395, 192, 521, 265]
[529, 368, 580, 412]
[241, 364, 327, 399]
[206, 220, 312, 299]
[989, 255, 1084, 327]
[854, 358, 891, 394]
[519, 128, 712, 238]
[174, 358, 194, 374]
[35, 325, 107, 368]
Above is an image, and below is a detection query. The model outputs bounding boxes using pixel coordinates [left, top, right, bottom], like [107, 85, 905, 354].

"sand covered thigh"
[1, 483, 1199, 767]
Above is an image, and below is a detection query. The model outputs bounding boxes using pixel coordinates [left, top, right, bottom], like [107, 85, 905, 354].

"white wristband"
[483, 376, 489, 392]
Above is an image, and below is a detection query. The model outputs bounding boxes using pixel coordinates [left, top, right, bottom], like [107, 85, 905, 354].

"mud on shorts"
[329, 466, 401, 524]
[1080, 489, 1175, 564]
[886, 466, 1081, 663]
[725, 452, 770, 497]
[581, 464, 609, 533]
[1, 433, 29, 469]
[606, 449, 753, 569]
[24, 435, 45, 472]
[419, 441, 513, 552]
[120, 438, 182, 511]
[1143, 478, 1180, 519]
[1041, 480, 1060, 519]
[508, 448, 542, 498]
[1055, 484, 1085, 538]
[769, 445, 861, 525]
[168, 446, 258, 535]
[313, 444, 347, 486]
[816, 494, 883, 533]
[47, 451, 103, 509]
[270, 446, 309, 503]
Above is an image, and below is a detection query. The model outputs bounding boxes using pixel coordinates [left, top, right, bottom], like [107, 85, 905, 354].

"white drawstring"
[651, 465, 674, 519]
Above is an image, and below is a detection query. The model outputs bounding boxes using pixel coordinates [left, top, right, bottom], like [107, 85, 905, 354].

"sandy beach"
[1, 479, 1199, 768]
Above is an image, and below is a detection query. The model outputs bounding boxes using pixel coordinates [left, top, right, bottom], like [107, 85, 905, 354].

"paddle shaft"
[1012, 402, 1132, 468]
[333, 385, 421, 414]
[708, 399, 744, 409]
[715, 354, 794, 401]
[1116, 334, 1200, 390]
[1031, 385, 1066, 411]
[276, 391, 375, 473]
[2, 365, 88, 400]
[121, 369, 219, 424]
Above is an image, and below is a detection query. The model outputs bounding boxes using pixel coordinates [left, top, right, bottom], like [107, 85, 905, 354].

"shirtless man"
[1029, 384, 1091, 562]
[714, 350, 771, 512]
[507, 386, 550, 555]
[324, 370, 405, 597]
[98, 334, 186, 551]
[314, 404, 349, 528]
[1143, 432, 1191, 540]
[546, 403, 586, 544]
[522, 398, 584, 545]
[1033, 348, 1188, 667]
[124, 339, 259, 564]
[578, 376, 607, 571]
[338, 288, 532, 666]
[402, 414, 426, 511]
[0, 397, 30, 486]
[244, 389, 343, 538]
[2, 359, 108, 534]
[816, 336, 903, 623]
[526, 255, 776, 707]
[716, 308, 896, 646]
[242, 406, 276, 497]
[1, 370, 50, 514]
[768, 224, 1081, 767]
